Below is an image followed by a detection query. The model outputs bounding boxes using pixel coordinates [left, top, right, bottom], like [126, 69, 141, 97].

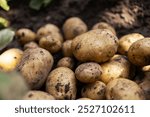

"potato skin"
[24, 41, 38, 50]
[23, 91, 55, 100]
[106, 78, 145, 100]
[77, 98, 92, 100]
[81, 81, 106, 100]
[72, 29, 118, 63]
[57, 57, 74, 70]
[100, 54, 133, 84]
[92, 22, 116, 35]
[63, 17, 88, 40]
[75, 62, 102, 83]
[37, 24, 63, 42]
[62, 40, 73, 57]
[17, 47, 54, 89]
[46, 67, 77, 100]
[128, 38, 150, 66]
[0, 48, 23, 72]
[39, 35, 62, 53]
[16, 28, 36, 44]
[118, 33, 144, 55]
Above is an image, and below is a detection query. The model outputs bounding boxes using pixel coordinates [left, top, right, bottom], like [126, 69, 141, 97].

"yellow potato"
[0, 48, 23, 72]
[62, 40, 73, 57]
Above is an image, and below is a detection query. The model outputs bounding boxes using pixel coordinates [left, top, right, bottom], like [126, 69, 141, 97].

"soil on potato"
[0, 0, 150, 38]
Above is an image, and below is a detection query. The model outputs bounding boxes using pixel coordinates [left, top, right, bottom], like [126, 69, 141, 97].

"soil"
[0, 0, 150, 38]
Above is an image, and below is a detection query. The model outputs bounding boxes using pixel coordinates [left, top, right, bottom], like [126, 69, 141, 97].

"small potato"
[24, 41, 38, 50]
[62, 40, 73, 57]
[63, 17, 88, 40]
[92, 22, 116, 35]
[100, 54, 134, 84]
[118, 33, 144, 55]
[17, 47, 54, 89]
[39, 34, 62, 53]
[77, 98, 92, 100]
[16, 28, 36, 44]
[37, 24, 63, 42]
[139, 79, 150, 100]
[128, 38, 150, 66]
[81, 81, 106, 100]
[23, 91, 55, 100]
[106, 78, 145, 100]
[0, 48, 23, 72]
[57, 57, 74, 70]
[46, 67, 77, 100]
[72, 29, 118, 63]
[75, 62, 102, 83]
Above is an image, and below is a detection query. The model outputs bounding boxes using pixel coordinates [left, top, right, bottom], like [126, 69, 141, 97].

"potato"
[92, 22, 116, 35]
[81, 81, 106, 100]
[62, 40, 73, 57]
[23, 91, 55, 100]
[39, 34, 62, 53]
[72, 29, 118, 63]
[100, 54, 134, 84]
[37, 24, 63, 42]
[16, 28, 36, 44]
[63, 17, 88, 40]
[75, 62, 102, 83]
[106, 78, 145, 100]
[17, 47, 54, 89]
[77, 98, 92, 100]
[128, 38, 150, 66]
[57, 57, 74, 70]
[0, 48, 23, 72]
[118, 33, 144, 55]
[139, 79, 150, 100]
[24, 41, 38, 50]
[46, 67, 77, 100]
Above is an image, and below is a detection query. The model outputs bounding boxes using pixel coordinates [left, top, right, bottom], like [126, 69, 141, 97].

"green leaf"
[0, 0, 10, 11]
[0, 17, 9, 28]
[29, 0, 52, 10]
[0, 28, 15, 50]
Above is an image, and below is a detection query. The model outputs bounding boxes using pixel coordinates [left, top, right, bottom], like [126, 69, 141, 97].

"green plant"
[29, 0, 53, 10]
[0, 0, 10, 11]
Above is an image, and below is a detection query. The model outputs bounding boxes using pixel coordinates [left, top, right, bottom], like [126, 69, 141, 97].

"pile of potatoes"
[0, 17, 150, 100]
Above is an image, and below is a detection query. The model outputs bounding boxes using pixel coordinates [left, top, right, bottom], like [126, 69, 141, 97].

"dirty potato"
[17, 47, 54, 89]
[92, 22, 116, 35]
[118, 33, 144, 55]
[0, 48, 23, 72]
[23, 90, 55, 100]
[16, 28, 36, 44]
[81, 81, 106, 100]
[72, 29, 118, 63]
[106, 78, 145, 100]
[75, 62, 102, 83]
[62, 40, 73, 57]
[57, 57, 74, 70]
[24, 41, 38, 50]
[100, 54, 134, 84]
[46, 67, 77, 100]
[63, 17, 88, 40]
[128, 38, 150, 66]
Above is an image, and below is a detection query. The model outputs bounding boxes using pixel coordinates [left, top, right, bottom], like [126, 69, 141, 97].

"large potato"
[17, 47, 54, 89]
[46, 67, 77, 100]
[106, 78, 145, 100]
[100, 54, 134, 84]
[128, 38, 150, 66]
[92, 22, 116, 35]
[118, 33, 144, 55]
[72, 29, 118, 63]
[23, 91, 55, 100]
[81, 81, 106, 100]
[63, 17, 88, 40]
[75, 62, 102, 83]
[0, 48, 23, 72]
